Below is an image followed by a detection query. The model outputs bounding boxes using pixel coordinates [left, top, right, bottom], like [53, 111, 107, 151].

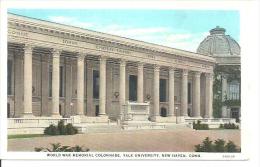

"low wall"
[8, 117, 72, 135]
[185, 117, 238, 128]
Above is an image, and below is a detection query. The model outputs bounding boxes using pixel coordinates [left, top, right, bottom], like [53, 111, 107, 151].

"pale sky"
[8, 9, 239, 52]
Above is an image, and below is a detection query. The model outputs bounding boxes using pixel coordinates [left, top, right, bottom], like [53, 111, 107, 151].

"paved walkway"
[8, 129, 241, 152]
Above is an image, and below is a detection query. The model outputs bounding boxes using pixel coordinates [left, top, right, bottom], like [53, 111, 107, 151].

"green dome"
[197, 26, 240, 57]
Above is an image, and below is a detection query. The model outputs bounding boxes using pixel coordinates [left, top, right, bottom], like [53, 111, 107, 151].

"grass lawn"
[8, 134, 45, 139]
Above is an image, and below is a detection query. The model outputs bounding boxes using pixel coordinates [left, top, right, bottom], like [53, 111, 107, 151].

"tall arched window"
[228, 81, 240, 100]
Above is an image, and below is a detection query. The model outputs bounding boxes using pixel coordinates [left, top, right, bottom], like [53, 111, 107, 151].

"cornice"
[8, 13, 216, 65]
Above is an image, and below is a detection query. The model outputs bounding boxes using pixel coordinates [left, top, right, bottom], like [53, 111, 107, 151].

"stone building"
[197, 26, 241, 121]
[7, 13, 225, 133]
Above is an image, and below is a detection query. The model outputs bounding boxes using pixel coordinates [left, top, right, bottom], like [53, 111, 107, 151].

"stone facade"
[7, 13, 216, 124]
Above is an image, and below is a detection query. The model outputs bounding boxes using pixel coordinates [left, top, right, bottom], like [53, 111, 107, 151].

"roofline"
[8, 12, 215, 63]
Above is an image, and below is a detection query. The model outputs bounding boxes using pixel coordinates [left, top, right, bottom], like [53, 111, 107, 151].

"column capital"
[120, 59, 126, 66]
[137, 62, 144, 67]
[52, 49, 62, 58]
[169, 67, 175, 73]
[77, 52, 86, 61]
[182, 69, 188, 76]
[154, 64, 160, 72]
[99, 55, 107, 62]
[205, 73, 213, 79]
[24, 44, 34, 52]
[194, 71, 202, 77]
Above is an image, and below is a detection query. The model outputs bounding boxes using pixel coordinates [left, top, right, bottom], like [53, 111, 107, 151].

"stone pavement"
[8, 129, 241, 152]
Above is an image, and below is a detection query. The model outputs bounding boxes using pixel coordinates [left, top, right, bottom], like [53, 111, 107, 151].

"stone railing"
[8, 117, 72, 128]
[185, 117, 237, 124]
[122, 101, 150, 122]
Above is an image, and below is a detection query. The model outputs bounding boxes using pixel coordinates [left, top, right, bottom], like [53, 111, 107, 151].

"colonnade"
[21, 44, 213, 120]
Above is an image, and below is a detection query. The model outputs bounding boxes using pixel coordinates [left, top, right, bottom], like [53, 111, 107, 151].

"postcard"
[1, 0, 259, 164]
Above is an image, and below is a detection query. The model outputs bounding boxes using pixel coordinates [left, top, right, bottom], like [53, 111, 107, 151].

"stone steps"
[75, 123, 122, 133]
[74, 122, 192, 133]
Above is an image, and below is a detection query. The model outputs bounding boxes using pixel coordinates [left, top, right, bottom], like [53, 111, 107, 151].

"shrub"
[35, 143, 90, 152]
[193, 120, 209, 130]
[219, 123, 239, 129]
[225, 141, 241, 152]
[195, 137, 214, 152]
[65, 123, 78, 135]
[214, 139, 226, 152]
[44, 121, 78, 136]
[58, 120, 67, 135]
[44, 124, 59, 135]
[195, 137, 241, 152]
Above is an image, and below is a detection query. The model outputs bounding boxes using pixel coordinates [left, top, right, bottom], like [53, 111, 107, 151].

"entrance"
[160, 107, 167, 117]
[95, 105, 99, 116]
[129, 75, 137, 101]
[231, 108, 239, 122]
[7, 103, 10, 118]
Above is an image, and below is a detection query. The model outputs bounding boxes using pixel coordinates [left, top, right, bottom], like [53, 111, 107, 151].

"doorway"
[129, 75, 137, 101]
[231, 108, 239, 122]
[7, 103, 10, 118]
[95, 105, 99, 116]
[160, 107, 167, 117]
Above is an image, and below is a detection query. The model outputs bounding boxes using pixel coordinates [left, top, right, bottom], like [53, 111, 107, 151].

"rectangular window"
[93, 70, 99, 99]
[59, 66, 64, 97]
[7, 59, 12, 95]
[129, 75, 137, 101]
[188, 82, 191, 104]
[160, 79, 166, 102]
[49, 65, 52, 97]
[229, 83, 240, 100]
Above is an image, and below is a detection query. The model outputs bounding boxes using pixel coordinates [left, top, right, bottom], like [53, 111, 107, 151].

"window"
[160, 79, 166, 102]
[129, 75, 137, 101]
[93, 70, 99, 99]
[228, 81, 240, 100]
[188, 82, 192, 104]
[7, 60, 12, 95]
[49, 65, 52, 97]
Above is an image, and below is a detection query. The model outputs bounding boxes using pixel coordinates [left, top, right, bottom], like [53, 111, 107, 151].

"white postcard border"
[1, 0, 259, 161]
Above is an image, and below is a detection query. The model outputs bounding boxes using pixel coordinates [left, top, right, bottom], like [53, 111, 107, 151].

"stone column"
[51, 49, 61, 117]
[119, 59, 126, 116]
[193, 72, 201, 117]
[14, 51, 23, 117]
[221, 75, 228, 117]
[99, 56, 107, 116]
[77, 53, 85, 116]
[168, 67, 175, 117]
[205, 73, 213, 118]
[65, 58, 72, 117]
[181, 69, 188, 117]
[41, 54, 49, 116]
[153, 65, 160, 120]
[23, 44, 33, 117]
[137, 62, 144, 103]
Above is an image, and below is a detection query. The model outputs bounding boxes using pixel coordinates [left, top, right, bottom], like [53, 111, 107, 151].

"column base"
[71, 115, 87, 124]
[203, 115, 211, 119]
[192, 116, 203, 119]
[21, 113, 35, 118]
[150, 116, 177, 123]
[50, 114, 62, 118]
[176, 116, 186, 124]
[98, 114, 108, 117]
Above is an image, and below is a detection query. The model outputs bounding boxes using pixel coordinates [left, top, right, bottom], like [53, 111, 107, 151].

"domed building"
[197, 26, 241, 122]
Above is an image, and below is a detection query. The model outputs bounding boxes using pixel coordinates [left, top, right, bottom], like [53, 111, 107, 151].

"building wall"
[7, 51, 199, 119]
